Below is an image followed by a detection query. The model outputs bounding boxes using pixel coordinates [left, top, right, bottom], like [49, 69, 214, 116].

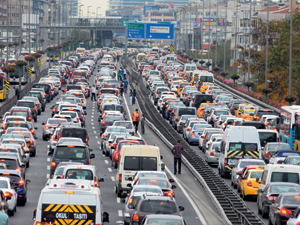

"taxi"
[200, 82, 214, 94]
[235, 103, 255, 118]
[197, 103, 216, 118]
[240, 109, 255, 121]
[177, 82, 192, 96]
[240, 167, 264, 200]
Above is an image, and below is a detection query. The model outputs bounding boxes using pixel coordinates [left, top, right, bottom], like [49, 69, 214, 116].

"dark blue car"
[270, 150, 300, 164]
[0, 170, 30, 206]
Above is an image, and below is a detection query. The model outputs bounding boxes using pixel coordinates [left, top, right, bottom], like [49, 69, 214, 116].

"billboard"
[144, 6, 160, 15]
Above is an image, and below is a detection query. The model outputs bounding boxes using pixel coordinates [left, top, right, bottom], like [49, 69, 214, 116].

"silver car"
[204, 142, 221, 166]
[49, 128, 60, 154]
[112, 121, 135, 136]
[176, 115, 198, 133]
[230, 159, 265, 188]
[42, 118, 68, 141]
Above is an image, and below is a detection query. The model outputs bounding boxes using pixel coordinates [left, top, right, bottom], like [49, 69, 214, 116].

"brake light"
[94, 176, 97, 187]
[19, 179, 24, 186]
[34, 106, 37, 111]
[45, 126, 52, 129]
[28, 117, 32, 121]
[86, 135, 88, 145]
[52, 135, 56, 141]
[118, 174, 122, 183]
[65, 191, 74, 194]
[4, 192, 12, 197]
[132, 214, 139, 222]
[246, 180, 252, 186]
[163, 190, 174, 197]
[280, 208, 292, 215]
[30, 129, 35, 133]
[266, 152, 270, 158]
[35, 222, 42, 225]
[15, 168, 21, 172]
[209, 150, 214, 156]
[224, 158, 227, 166]
[51, 162, 56, 168]
[81, 99, 86, 101]
[24, 147, 29, 153]
[76, 117, 79, 122]
[268, 196, 277, 201]
[1, 124, 5, 129]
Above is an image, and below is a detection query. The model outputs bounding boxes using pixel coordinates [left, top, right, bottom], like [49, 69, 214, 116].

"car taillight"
[4, 192, 12, 197]
[19, 179, 24, 186]
[187, 128, 191, 131]
[53, 109, 57, 112]
[191, 131, 195, 137]
[163, 190, 174, 197]
[51, 161, 56, 169]
[102, 121, 106, 125]
[266, 152, 270, 158]
[280, 208, 293, 215]
[45, 126, 52, 129]
[132, 214, 139, 222]
[86, 134, 88, 145]
[1, 124, 5, 129]
[30, 129, 35, 133]
[268, 196, 277, 201]
[118, 174, 122, 183]
[224, 158, 227, 166]
[246, 181, 252, 186]
[35, 222, 42, 225]
[94, 176, 97, 187]
[29, 140, 34, 145]
[76, 117, 79, 122]
[52, 135, 56, 141]
[24, 147, 29, 153]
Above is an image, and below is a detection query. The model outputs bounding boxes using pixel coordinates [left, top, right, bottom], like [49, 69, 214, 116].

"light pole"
[201, 0, 204, 61]
[208, 0, 211, 63]
[79, 4, 84, 42]
[96, 7, 101, 18]
[223, 0, 228, 72]
[247, 0, 252, 82]
[288, 0, 293, 96]
[87, 6, 92, 18]
[215, 0, 219, 66]
[264, 0, 270, 100]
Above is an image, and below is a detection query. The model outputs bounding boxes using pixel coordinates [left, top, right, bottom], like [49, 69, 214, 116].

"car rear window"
[65, 169, 93, 180]
[1, 174, 20, 183]
[259, 132, 277, 146]
[107, 127, 126, 133]
[140, 200, 177, 213]
[283, 196, 300, 205]
[178, 108, 196, 116]
[17, 102, 34, 108]
[271, 172, 299, 184]
[33, 84, 49, 92]
[270, 185, 300, 193]
[114, 122, 133, 129]
[124, 156, 157, 171]
[250, 171, 263, 178]
[0, 158, 17, 169]
[61, 128, 86, 141]
[55, 146, 87, 160]
[242, 122, 265, 129]
[257, 111, 277, 118]
[0, 180, 8, 188]
[7, 123, 27, 128]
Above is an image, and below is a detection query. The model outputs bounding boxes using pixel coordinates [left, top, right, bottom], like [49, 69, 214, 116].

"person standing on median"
[91, 84, 96, 101]
[117, 69, 122, 81]
[132, 109, 140, 134]
[123, 78, 128, 93]
[14, 86, 20, 100]
[171, 140, 183, 175]
[140, 114, 145, 134]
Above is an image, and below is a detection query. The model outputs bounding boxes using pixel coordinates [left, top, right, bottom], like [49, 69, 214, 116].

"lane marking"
[165, 165, 208, 225]
[105, 160, 108, 164]
[46, 174, 50, 179]
[47, 165, 50, 170]
[47, 158, 50, 162]
[91, 123, 94, 125]
[108, 168, 112, 172]
[118, 210, 123, 217]
[111, 176, 115, 182]
[94, 131, 97, 134]
[92, 127, 95, 129]
[95, 136, 98, 139]
[116, 197, 120, 203]
[91, 119, 94, 121]
[97, 141, 100, 144]
[47, 145, 49, 148]
[91, 115, 94, 118]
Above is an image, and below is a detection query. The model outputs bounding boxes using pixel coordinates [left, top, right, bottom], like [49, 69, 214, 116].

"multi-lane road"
[9, 60, 225, 225]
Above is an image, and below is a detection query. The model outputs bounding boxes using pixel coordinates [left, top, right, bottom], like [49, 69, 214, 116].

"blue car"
[0, 170, 30, 206]
[187, 124, 212, 145]
[269, 150, 300, 164]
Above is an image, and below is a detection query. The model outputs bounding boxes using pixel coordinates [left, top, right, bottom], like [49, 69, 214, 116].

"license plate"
[228, 159, 237, 164]
[216, 158, 219, 162]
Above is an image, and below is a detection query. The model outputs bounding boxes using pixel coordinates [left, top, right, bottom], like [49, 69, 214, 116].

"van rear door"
[41, 192, 97, 224]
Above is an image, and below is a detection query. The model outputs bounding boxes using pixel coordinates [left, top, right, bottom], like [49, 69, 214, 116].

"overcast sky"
[80, 1, 109, 17]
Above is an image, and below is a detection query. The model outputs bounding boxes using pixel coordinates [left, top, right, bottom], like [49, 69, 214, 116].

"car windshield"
[250, 171, 263, 178]
[139, 200, 177, 214]
[147, 218, 183, 225]
[270, 185, 300, 193]
[55, 146, 87, 160]
[214, 111, 229, 116]
[240, 161, 265, 168]
[65, 169, 93, 180]
[138, 179, 169, 189]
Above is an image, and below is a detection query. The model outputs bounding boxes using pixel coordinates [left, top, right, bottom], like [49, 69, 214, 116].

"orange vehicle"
[197, 102, 215, 118]
[240, 109, 255, 121]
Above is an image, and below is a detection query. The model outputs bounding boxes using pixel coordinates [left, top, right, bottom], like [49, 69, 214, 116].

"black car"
[228, 99, 246, 115]
[49, 143, 95, 176]
[257, 182, 300, 219]
[190, 93, 213, 109]
[16, 100, 38, 122]
[269, 192, 300, 225]
[56, 125, 89, 145]
[27, 91, 46, 111]
[33, 83, 51, 102]
[239, 121, 266, 129]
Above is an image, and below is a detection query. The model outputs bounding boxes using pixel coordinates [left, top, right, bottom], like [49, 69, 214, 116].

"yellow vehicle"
[240, 109, 255, 121]
[183, 71, 192, 80]
[0, 74, 7, 101]
[200, 82, 214, 93]
[235, 103, 255, 118]
[177, 82, 192, 96]
[240, 168, 264, 200]
[197, 102, 215, 118]
[76, 47, 86, 53]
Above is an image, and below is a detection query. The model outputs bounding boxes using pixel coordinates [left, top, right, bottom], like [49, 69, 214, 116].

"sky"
[80, 0, 109, 17]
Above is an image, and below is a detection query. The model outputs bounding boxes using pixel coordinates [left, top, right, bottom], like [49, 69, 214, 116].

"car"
[257, 182, 300, 219]
[182, 119, 206, 140]
[262, 143, 292, 163]
[141, 215, 186, 225]
[112, 121, 135, 136]
[0, 177, 17, 215]
[186, 123, 212, 145]
[41, 118, 68, 141]
[129, 195, 184, 225]
[123, 186, 164, 225]
[269, 193, 300, 225]
[174, 115, 197, 133]
[9, 107, 33, 122]
[102, 132, 128, 157]
[231, 159, 266, 189]
[236, 165, 265, 193]
[204, 141, 221, 166]
[10, 131, 36, 157]
[100, 114, 124, 134]
[0, 170, 30, 206]
[56, 125, 89, 145]
[49, 143, 95, 176]
[51, 162, 83, 179]
[269, 150, 300, 164]
[16, 100, 38, 122]
[0, 144, 29, 168]
[239, 167, 264, 200]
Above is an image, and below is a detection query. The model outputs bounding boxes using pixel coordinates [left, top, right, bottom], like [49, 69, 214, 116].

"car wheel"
[32, 149, 36, 157]
[26, 161, 29, 168]
[105, 149, 109, 157]
[38, 110, 41, 115]
[8, 208, 14, 216]
[242, 190, 247, 200]
[262, 205, 269, 219]
[18, 199, 26, 206]
[34, 117, 37, 122]
[42, 135, 47, 141]
[258, 203, 262, 215]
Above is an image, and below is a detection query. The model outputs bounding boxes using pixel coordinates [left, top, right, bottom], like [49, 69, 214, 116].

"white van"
[258, 129, 279, 148]
[184, 63, 197, 72]
[115, 145, 164, 197]
[198, 71, 214, 83]
[219, 126, 261, 177]
[33, 179, 109, 225]
[258, 164, 300, 191]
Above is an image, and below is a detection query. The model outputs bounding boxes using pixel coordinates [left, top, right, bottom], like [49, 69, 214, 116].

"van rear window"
[61, 129, 86, 141]
[259, 132, 277, 146]
[200, 76, 213, 82]
[271, 172, 299, 184]
[124, 156, 157, 171]
[178, 108, 196, 116]
[55, 146, 87, 160]
[65, 169, 93, 180]
[0, 158, 17, 170]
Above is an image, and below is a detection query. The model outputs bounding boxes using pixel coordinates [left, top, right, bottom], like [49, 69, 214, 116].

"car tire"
[8, 208, 14, 216]
[18, 198, 26, 206]
[241, 190, 247, 200]
[258, 203, 262, 215]
[34, 117, 37, 122]
[262, 205, 269, 219]
[32, 149, 36, 157]
[42, 135, 47, 141]
[38, 110, 41, 115]
[26, 161, 29, 168]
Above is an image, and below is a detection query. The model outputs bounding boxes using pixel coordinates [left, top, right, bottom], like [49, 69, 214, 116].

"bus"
[20, 51, 30, 57]
[279, 105, 300, 150]
[9, 65, 27, 85]
[0, 74, 7, 101]
[136, 53, 146, 62]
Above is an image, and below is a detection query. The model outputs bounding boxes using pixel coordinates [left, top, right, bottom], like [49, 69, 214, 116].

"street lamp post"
[223, 0, 228, 72]
[247, 0, 252, 82]
[215, 0, 219, 66]
[264, 0, 270, 101]
[201, 0, 204, 61]
[87, 6, 92, 18]
[288, 0, 293, 96]
[79, 4, 84, 42]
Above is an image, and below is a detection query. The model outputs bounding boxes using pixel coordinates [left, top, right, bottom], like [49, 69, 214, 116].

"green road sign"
[95, 41, 97, 45]
[28, 68, 32, 75]
[122, 20, 137, 27]
[79, 45, 80, 47]
[38, 60, 41, 67]
[128, 23, 144, 29]
[5, 81, 9, 90]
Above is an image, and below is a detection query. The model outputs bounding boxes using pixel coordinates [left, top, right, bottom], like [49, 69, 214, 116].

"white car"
[0, 177, 17, 216]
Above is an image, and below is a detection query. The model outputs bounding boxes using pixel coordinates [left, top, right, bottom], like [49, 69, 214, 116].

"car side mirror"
[51, 105, 54, 109]
[35, 127, 38, 130]
[21, 164, 25, 168]
[236, 171, 242, 175]
[108, 141, 112, 144]
[26, 179, 31, 184]
[161, 163, 165, 171]
[56, 176, 62, 179]
[160, 155, 163, 160]
[169, 179, 174, 183]
[127, 183, 132, 188]
[41, 122, 45, 125]
[103, 212, 109, 223]
[99, 178, 104, 182]
[84, 111, 87, 115]
[47, 151, 52, 156]
[171, 185, 177, 189]
[178, 206, 185, 211]
[90, 153, 95, 159]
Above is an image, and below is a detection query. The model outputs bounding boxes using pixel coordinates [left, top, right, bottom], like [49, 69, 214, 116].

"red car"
[112, 140, 139, 168]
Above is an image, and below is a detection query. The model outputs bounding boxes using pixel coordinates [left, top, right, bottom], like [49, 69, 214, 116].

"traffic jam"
[0, 45, 299, 225]
[135, 46, 300, 225]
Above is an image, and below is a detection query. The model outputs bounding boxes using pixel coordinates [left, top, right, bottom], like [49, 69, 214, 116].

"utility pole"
[264, 0, 270, 101]
[208, 0, 211, 63]
[288, 0, 293, 96]
[234, 1, 238, 75]
[247, 0, 252, 82]
[28, 0, 31, 54]
[215, 1, 219, 66]
[223, 0, 227, 72]
[201, 0, 204, 61]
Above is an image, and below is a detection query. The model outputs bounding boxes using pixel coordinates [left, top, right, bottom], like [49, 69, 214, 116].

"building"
[0, 0, 7, 25]
[145, 10, 175, 22]
[65, 0, 78, 17]
[108, 0, 155, 11]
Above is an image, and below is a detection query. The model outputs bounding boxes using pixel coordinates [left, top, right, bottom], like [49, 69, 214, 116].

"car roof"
[276, 150, 299, 153]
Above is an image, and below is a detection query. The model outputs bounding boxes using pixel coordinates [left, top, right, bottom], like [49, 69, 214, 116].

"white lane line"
[97, 141, 100, 144]
[91, 115, 94, 118]
[105, 160, 108, 164]
[47, 165, 50, 170]
[46, 174, 50, 179]
[95, 136, 98, 139]
[118, 210, 123, 217]
[164, 165, 208, 225]
[91, 119, 94, 121]
[91, 123, 94, 125]
[47, 145, 49, 148]
[94, 131, 96, 134]
[111, 176, 116, 182]
[116, 197, 120, 203]
[92, 127, 95, 129]
[47, 158, 50, 162]
[108, 168, 112, 172]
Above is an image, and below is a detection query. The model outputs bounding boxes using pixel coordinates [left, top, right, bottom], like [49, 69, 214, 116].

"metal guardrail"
[122, 54, 265, 225]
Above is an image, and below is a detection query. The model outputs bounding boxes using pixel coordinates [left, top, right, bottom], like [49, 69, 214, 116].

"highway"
[9, 59, 225, 225]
